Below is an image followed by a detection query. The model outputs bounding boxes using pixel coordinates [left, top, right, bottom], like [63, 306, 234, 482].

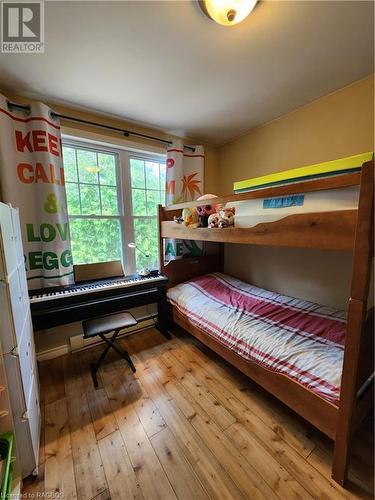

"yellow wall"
[219, 75, 374, 194]
[217, 75, 374, 310]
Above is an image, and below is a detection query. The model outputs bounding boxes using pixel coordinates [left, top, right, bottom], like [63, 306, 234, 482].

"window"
[130, 157, 166, 270]
[62, 142, 165, 275]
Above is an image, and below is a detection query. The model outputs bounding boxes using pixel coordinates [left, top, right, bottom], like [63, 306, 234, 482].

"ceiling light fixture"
[198, 0, 257, 26]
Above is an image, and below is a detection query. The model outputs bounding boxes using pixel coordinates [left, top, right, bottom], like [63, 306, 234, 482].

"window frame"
[62, 138, 166, 275]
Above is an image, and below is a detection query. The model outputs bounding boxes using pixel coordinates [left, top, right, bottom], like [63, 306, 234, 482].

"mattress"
[230, 186, 359, 228]
[233, 151, 372, 193]
[167, 273, 346, 404]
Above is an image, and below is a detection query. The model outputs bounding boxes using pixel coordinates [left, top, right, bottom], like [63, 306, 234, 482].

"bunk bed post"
[332, 160, 374, 486]
[158, 204, 165, 275]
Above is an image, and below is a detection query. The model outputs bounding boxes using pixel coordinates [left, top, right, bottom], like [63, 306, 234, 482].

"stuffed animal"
[196, 194, 220, 227]
[218, 207, 235, 228]
[208, 207, 235, 228]
[173, 215, 183, 224]
[182, 207, 199, 228]
[208, 213, 220, 228]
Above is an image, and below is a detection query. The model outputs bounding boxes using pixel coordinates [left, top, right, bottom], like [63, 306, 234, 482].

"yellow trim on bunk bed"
[233, 152, 373, 192]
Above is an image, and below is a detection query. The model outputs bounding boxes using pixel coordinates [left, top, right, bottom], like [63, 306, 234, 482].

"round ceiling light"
[198, 0, 258, 26]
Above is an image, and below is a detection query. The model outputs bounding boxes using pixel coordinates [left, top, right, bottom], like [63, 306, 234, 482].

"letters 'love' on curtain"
[164, 141, 204, 260]
[0, 95, 73, 289]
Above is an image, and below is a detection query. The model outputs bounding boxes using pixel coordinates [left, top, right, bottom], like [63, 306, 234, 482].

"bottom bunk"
[161, 160, 373, 487]
[167, 272, 344, 438]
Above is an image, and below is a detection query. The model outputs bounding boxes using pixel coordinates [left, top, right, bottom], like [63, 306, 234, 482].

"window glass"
[134, 218, 159, 270]
[145, 161, 159, 190]
[76, 149, 98, 184]
[132, 189, 147, 216]
[63, 144, 165, 272]
[80, 184, 100, 216]
[130, 157, 166, 270]
[130, 159, 145, 188]
[146, 190, 160, 216]
[101, 186, 118, 216]
[65, 183, 80, 215]
[63, 145, 121, 266]
[62, 147, 78, 182]
[69, 218, 122, 264]
[98, 153, 116, 186]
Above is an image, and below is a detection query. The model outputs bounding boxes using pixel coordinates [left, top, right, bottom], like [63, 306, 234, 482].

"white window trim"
[62, 129, 166, 158]
[62, 136, 166, 275]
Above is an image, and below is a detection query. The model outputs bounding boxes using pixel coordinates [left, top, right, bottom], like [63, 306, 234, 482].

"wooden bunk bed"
[157, 159, 374, 487]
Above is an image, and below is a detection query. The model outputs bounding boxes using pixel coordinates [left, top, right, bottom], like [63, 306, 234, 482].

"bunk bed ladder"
[332, 160, 374, 486]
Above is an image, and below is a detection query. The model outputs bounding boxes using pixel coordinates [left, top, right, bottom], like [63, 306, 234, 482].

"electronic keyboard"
[29, 273, 166, 303]
[29, 272, 169, 331]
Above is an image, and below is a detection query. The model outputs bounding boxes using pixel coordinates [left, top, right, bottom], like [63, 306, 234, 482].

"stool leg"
[90, 330, 118, 388]
[90, 363, 99, 389]
[122, 349, 136, 373]
[101, 332, 136, 373]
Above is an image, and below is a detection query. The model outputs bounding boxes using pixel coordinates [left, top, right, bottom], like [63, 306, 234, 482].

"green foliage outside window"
[70, 219, 122, 264]
[133, 218, 159, 270]
[63, 146, 165, 272]
[130, 157, 165, 270]
[63, 145, 121, 266]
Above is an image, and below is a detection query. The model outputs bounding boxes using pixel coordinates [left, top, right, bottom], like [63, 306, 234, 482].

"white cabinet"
[0, 204, 17, 275]
[4, 351, 28, 418]
[8, 269, 25, 343]
[0, 202, 40, 479]
[10, 208, 24, 267]
[18, 314, 37, 401]
[14, 375, 40, 479]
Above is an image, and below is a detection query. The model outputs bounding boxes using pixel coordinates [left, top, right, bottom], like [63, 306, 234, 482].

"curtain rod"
[7, 101, 196, 152]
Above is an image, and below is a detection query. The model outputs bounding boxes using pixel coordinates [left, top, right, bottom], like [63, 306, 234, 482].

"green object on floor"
[0, 432, 14, 499]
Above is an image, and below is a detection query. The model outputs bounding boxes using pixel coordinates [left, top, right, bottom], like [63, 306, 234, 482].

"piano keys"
[29, 272, 169, 333]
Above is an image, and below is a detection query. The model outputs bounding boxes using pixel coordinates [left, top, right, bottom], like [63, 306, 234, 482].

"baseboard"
[36, 344, 70, 362]
[36, 316, 157, 361]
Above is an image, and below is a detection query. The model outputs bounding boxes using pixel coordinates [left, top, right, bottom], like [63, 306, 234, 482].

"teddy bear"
[208, 212, 220, 228]
[218, 207, 235, 228]
[173, 215, 183, 224]
[196, 194, 220, 227]
[182, 207, 199, 228]
[208, 207, 235, 228]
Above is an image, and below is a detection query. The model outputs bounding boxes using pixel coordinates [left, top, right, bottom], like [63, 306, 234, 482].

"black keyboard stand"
[156, 287, 171, 339]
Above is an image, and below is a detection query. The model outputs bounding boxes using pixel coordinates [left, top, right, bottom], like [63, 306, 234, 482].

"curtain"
[164, 141, 204, 260]
[0, 95, 73, 289]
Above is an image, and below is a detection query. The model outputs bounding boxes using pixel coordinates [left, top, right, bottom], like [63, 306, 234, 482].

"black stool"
[82, 311, 137, 388]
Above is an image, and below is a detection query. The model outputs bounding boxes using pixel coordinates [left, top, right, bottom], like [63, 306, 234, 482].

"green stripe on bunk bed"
[233, 152, 373, 193]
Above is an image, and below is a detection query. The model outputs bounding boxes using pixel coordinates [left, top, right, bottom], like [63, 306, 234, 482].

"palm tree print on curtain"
[165, 142, 204, 260]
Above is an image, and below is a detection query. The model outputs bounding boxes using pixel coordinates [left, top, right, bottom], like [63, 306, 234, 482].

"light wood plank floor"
[24, 328, 374, 500]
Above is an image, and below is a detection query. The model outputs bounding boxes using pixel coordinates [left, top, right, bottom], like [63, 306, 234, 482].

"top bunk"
[159, 154, 374, 252]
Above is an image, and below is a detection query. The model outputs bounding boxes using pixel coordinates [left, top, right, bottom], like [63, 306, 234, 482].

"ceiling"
[0, 1, 373, 145]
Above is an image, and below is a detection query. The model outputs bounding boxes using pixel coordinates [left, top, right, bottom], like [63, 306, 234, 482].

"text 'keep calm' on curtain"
[0, 94, 73, 289]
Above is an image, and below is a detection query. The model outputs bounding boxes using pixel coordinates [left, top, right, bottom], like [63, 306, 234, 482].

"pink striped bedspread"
[167, 273, 346, 404]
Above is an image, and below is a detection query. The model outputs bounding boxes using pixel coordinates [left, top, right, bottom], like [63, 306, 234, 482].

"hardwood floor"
[24, 328, 374, 500]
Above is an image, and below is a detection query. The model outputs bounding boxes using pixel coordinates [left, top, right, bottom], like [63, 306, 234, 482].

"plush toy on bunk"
[173, 194, 236, 229]
[195, 194, 220, 227]
[208, 207, 235, 228]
